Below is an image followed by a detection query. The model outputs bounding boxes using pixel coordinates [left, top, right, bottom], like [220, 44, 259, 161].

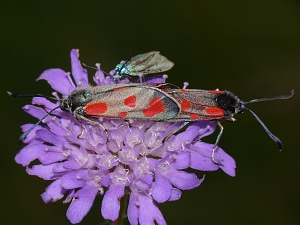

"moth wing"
[165, 89, 226, 121]
[128, 51, 174, 75]
[151, 83, 181, 90]
[84, 85, 180, 121]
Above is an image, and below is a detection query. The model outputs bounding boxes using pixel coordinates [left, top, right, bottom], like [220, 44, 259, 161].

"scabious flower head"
[15, 49, 236, 224]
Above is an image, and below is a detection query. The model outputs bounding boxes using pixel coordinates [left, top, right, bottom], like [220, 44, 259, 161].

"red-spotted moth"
[113, 51, 174, 80]
[8, 83, 293, 163]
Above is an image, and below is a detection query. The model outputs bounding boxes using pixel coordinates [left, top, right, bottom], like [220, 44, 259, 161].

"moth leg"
[212, 122, 223, 165]
[163, 122, 191, 143]
[75, 117, 84, 138]
[76, 115, 109, 139]
[124, 120, 131, 129]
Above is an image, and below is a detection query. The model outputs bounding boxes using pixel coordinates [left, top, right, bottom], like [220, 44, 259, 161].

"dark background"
[1, 1, 299, 225]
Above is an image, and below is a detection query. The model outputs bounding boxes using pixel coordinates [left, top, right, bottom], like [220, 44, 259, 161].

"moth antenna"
[244, 89, 294, 104]
[81, 63, 110, 76]
[7, 91, 57, 101]
[243, 107, 282, 150]
[116, 52, 133, 75]
[19, 106, 60, 144]
[240, 90, 294, 150]
[81, 63, 97, 70]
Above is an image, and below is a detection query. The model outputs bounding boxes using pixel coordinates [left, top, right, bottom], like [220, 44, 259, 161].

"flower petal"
[191, 142, 236, 176]
[195, 121, 216, 138]
[37, 68, 75, 95]
[214, 146, 236, 177]
[101, 183, 125, 221]
[36, 129, 65, 146]
[152, 170, 172, 203]
[61, 170, 87, 189]
[169, 188, 182, 201]
[174, 151, 190, 169]
[66, 181, 99, 224]
[166, 168, 204, 190]
[27, 164, 57, 180]
[188, 143, 219, 171]
[139, 193, 167, 225]
[128, 193, 139, 225]
[146, 76, 165, 83]
[41, 179, 67, 203]
[15, 143, 45, 166]
[70, 49, 89, 87]
[23, 105, 49, 120]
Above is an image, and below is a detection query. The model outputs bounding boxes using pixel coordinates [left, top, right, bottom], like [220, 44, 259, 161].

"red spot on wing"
[207, 90, 224, 94]
[142, 97, 165, 117]
[114, 86, 130, 91]
[124, 95, 136, 108]
[85, 102, 108, 115]
[190, 113, 200, 120]
[118, 112, 128, 117]
[180, 89, 189, 92]
[205, 107, 225, 116]
[181, 100, 191, 111]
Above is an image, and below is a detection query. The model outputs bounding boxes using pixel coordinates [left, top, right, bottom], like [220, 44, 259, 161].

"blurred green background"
[1, 1, 299, 225]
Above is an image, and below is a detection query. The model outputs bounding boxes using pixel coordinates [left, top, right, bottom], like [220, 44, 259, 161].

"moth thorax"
[61, 89, 94, 112]
[60, 97, 71, 112]
[216, 91, 241, 116]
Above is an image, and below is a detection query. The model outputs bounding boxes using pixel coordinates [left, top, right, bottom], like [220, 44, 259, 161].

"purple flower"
[15, 49, 236, 224]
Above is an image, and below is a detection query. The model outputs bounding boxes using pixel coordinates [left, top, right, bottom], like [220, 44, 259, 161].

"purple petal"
[188, 143, 219, 171]
[191, 142, 236, 176]
[32, 97, 58, 112]
[152, 170, 172, 203]
[15, 143, 45, 166]
[128, 193, 139, 225]
[169, 124, 200, 149]
[15, 143, 65, 165]
[135, 179, 150, 191]
[36, 129, 65, 146]
[67, 181, 99, 224]
[70, 49, 89, 87]
[101, 173, 111, 187]
[40, 150, 65, 164]
[195, 121, 216, 138]
[41, 179, 67, 203]
[37, 68, 75, 95]
[174, 151, 190, 169]
[166, 168, 204, 190]
[214, 146, 236, 177]
[146, 76, 165, 83]
[63, 160, 81, 170]
[52, 163, 71, 173]
[61, 171, 87, 189]
[48, 119, 69, 136]
[93, 64, 106, 86]
[23, 105, 49, 120]
[139, 194, 167, 225]
[20, 124, 42, 144]
[27, 164, 57, 180]
[169, 188, 182, 201]
[101, 183, 125, 221]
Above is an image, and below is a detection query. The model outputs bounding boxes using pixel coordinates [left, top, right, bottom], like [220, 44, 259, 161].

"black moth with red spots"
[8, 83, 293, 163]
